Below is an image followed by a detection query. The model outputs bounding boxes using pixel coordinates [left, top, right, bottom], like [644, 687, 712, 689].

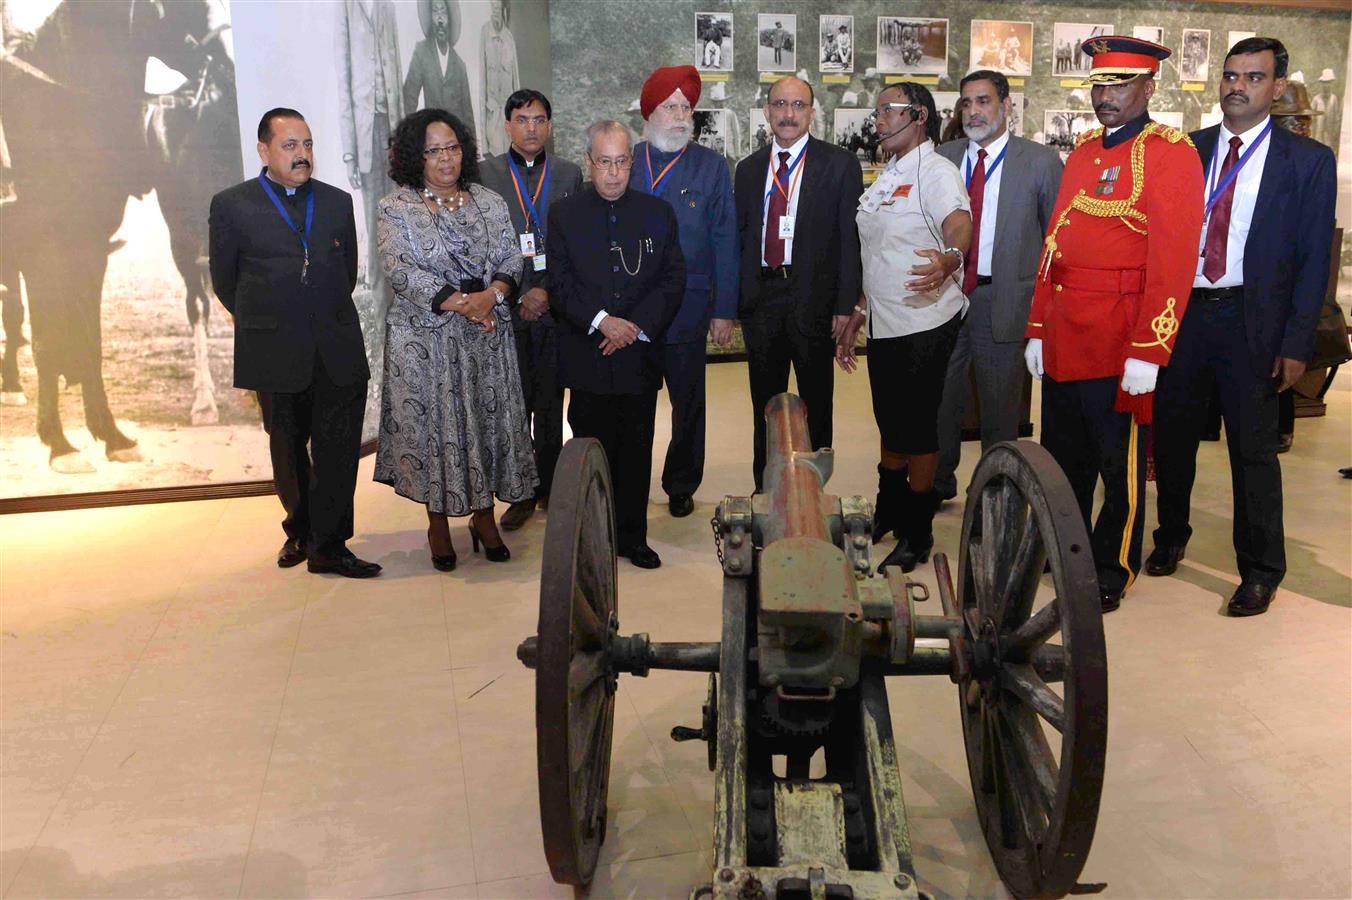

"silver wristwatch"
[491, 287, 506, 305]
[942, 246, 964, 264]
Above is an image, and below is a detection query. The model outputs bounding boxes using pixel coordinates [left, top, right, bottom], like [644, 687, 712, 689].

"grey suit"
[934, 134, 1062, 497]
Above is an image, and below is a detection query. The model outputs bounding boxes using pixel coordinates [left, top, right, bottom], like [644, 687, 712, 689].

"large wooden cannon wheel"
[532, 438, 619, 886]
[952, 441, 1108, 899]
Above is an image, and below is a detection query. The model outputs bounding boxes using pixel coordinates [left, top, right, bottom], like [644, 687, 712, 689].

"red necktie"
[764, 150, 790, 268]
[962, 148, 987, 295]
[1202, 136, 1242, 283]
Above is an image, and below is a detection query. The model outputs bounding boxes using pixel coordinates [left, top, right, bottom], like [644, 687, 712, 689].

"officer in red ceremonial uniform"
[1024, 37, 1204, 612]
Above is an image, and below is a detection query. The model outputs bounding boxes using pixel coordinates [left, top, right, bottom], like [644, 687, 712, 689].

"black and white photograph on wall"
[1043, 109, 1099, 158]
[833, 108, 880, 166]
[1182, 29, 1211, 82]
[969, 20, 1032, 77]
[757, 14, 795, 73]
[750, 108, 771, 151]
[819, 15, 853, 74]
[1154, 111, 1185, 130]
[1228, 31, 1256, 53]
[934, 90, 1026, 139]
[0, 0, 251, 497]
[1132, 26, 1164, 78]
[877, 16, 948, 76]
[694, 108, 741, 163]
[1052, 22, 1113, 77]
[696, 11, 733, 72]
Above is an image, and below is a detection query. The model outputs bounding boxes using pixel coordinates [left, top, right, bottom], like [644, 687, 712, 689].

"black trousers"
[257, 357, 367, 560]
[1153, 293, 1285, 587]
[512, 313, 564, 498]
[1041, 375, 1147, 596]
[568, 389, 658, 549]
[660, 338, 707, 497]
[742, 287, 835, 491]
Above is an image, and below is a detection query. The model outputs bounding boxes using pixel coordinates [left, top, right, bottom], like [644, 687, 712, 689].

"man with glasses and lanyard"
[479, 89, 583, 532]
[629, 65, 738, 520]
[734, 75, 863, 491]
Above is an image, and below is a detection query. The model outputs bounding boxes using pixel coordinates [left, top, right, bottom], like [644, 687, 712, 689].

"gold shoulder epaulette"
[1144, 122, 1196, 149]
[1075, 127, 1104, 148]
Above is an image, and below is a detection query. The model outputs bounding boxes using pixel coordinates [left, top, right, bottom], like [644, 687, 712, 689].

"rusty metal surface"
[533, 438, 618, 887]
[954, 441, 1107, 899]
[713, 576, 751, 869]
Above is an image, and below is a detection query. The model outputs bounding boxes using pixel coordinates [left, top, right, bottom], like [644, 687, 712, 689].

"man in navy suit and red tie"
[1147, 37, 1337, 617]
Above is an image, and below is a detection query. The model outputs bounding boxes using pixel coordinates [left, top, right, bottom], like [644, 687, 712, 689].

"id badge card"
[778, 215, 795, 240]
[519, 232, 536, 256]
[532, 254, 547, 272]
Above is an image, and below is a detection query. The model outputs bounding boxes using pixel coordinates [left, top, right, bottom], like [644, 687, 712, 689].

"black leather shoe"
[668, 494, 695, 518]
[277, 537, 306, 569]
[1100, 590, 1122, 614]
[308, 550, 382, 578]
[618, 544, 662, 569]
[934, 484, 958, 502]
[1145, 544, 1185, 577]
[1227, 581, 1275, 617]
[500, 499, 536, 532]
[1340, 466, 1352, 480]
[1277, 433, 1293, 454]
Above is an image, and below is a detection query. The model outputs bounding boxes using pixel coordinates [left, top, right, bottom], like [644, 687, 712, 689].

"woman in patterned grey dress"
[375, 109, 537, 570]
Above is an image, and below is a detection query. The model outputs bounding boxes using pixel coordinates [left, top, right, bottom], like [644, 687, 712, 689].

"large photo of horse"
[0, 0, 552, 503]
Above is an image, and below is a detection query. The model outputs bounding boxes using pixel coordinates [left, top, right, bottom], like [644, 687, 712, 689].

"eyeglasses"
[589, 155, 633, 172]
[658, 101, 692, 116]
[423, 144, 463, 159]
[511, 115, 549, 127]
[768, 99, 810, 111]
[869, 102, 918, 122]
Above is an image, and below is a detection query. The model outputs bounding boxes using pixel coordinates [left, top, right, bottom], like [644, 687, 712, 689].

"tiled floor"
[2, 362, 1349, 899]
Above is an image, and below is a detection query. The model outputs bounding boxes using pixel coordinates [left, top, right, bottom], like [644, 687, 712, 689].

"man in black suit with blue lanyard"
[209, 108, 380, 578]
[1148, 38, 1336, 616]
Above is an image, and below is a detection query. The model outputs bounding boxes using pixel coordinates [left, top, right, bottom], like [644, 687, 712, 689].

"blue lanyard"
[506, 153, 551, 236]
[1203, 121, 1271, 216]
[763, 144, 807, 219]
[257, 175, 315, 281]
[965, 141, 1007, 188]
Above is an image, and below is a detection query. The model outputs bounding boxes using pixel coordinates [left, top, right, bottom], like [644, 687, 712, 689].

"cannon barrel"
[760, 393, 832, 546]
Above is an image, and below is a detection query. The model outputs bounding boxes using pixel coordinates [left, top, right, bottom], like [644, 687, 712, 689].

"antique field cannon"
[516, 393, 1107, 899]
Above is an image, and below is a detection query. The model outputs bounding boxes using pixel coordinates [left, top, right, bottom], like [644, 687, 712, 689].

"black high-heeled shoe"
[468, 522, 510, 562]
[428, 528, 457, 572]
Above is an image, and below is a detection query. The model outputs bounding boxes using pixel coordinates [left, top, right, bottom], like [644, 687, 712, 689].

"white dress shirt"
[856, 141, 970, 338]
[964, 129, 1009, 278]
[759, 132, 810, 266]
[1194, 116, 1271, 288]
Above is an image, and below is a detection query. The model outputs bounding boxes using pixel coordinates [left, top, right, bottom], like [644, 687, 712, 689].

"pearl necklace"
[423, 187, 467, 210]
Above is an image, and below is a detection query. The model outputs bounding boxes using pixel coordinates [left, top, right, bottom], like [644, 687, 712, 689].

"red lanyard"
[509, 156, 549, 228]
[645, 143, 686, 194]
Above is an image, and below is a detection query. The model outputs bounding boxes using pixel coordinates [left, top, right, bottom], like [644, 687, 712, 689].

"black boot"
[878, 486, 938, 574]
[871, 464, 909, 544]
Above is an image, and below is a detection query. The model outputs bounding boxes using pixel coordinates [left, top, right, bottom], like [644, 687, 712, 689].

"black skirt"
[866, 312, 963, 454]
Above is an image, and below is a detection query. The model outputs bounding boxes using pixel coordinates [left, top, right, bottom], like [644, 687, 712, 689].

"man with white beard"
[628, 65, 738, 519]
[932, 69, 1063, 502]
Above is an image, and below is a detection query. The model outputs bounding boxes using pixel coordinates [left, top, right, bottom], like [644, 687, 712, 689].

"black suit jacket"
[547, 187, 685, 394]
[208, 173, 369, 393]
[733, 136, 863, 334]
[1190, 124, 1337, 375]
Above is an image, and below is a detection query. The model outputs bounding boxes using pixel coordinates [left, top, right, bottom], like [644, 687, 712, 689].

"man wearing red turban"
[629, 65, 739, 520]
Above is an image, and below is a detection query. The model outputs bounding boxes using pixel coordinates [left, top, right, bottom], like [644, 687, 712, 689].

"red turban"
[640, 65, 701, 119]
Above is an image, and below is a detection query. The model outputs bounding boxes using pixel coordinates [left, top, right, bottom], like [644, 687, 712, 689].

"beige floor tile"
[4, 707, 273, 897]
[240, 669, 473, 898]
[474, 849, 713, 900]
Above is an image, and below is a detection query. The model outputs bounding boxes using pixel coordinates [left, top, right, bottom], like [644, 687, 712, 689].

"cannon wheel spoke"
[956, 442, 1108, 899]
[535, 438, 620, 887]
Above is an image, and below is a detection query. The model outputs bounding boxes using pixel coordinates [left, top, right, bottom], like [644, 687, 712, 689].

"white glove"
[1121, 357, 1159, 395]
[1024, 338, 1044, 380]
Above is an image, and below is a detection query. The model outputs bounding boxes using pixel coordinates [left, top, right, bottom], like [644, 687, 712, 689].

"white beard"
[647, 123, 692, 153]
[963, 112, 1006, 144]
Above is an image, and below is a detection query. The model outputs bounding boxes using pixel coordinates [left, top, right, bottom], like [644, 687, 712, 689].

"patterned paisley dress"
[373, 184, 538, 515]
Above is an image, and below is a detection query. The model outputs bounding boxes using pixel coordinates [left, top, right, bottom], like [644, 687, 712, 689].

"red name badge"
[892, 184, 913, 198]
